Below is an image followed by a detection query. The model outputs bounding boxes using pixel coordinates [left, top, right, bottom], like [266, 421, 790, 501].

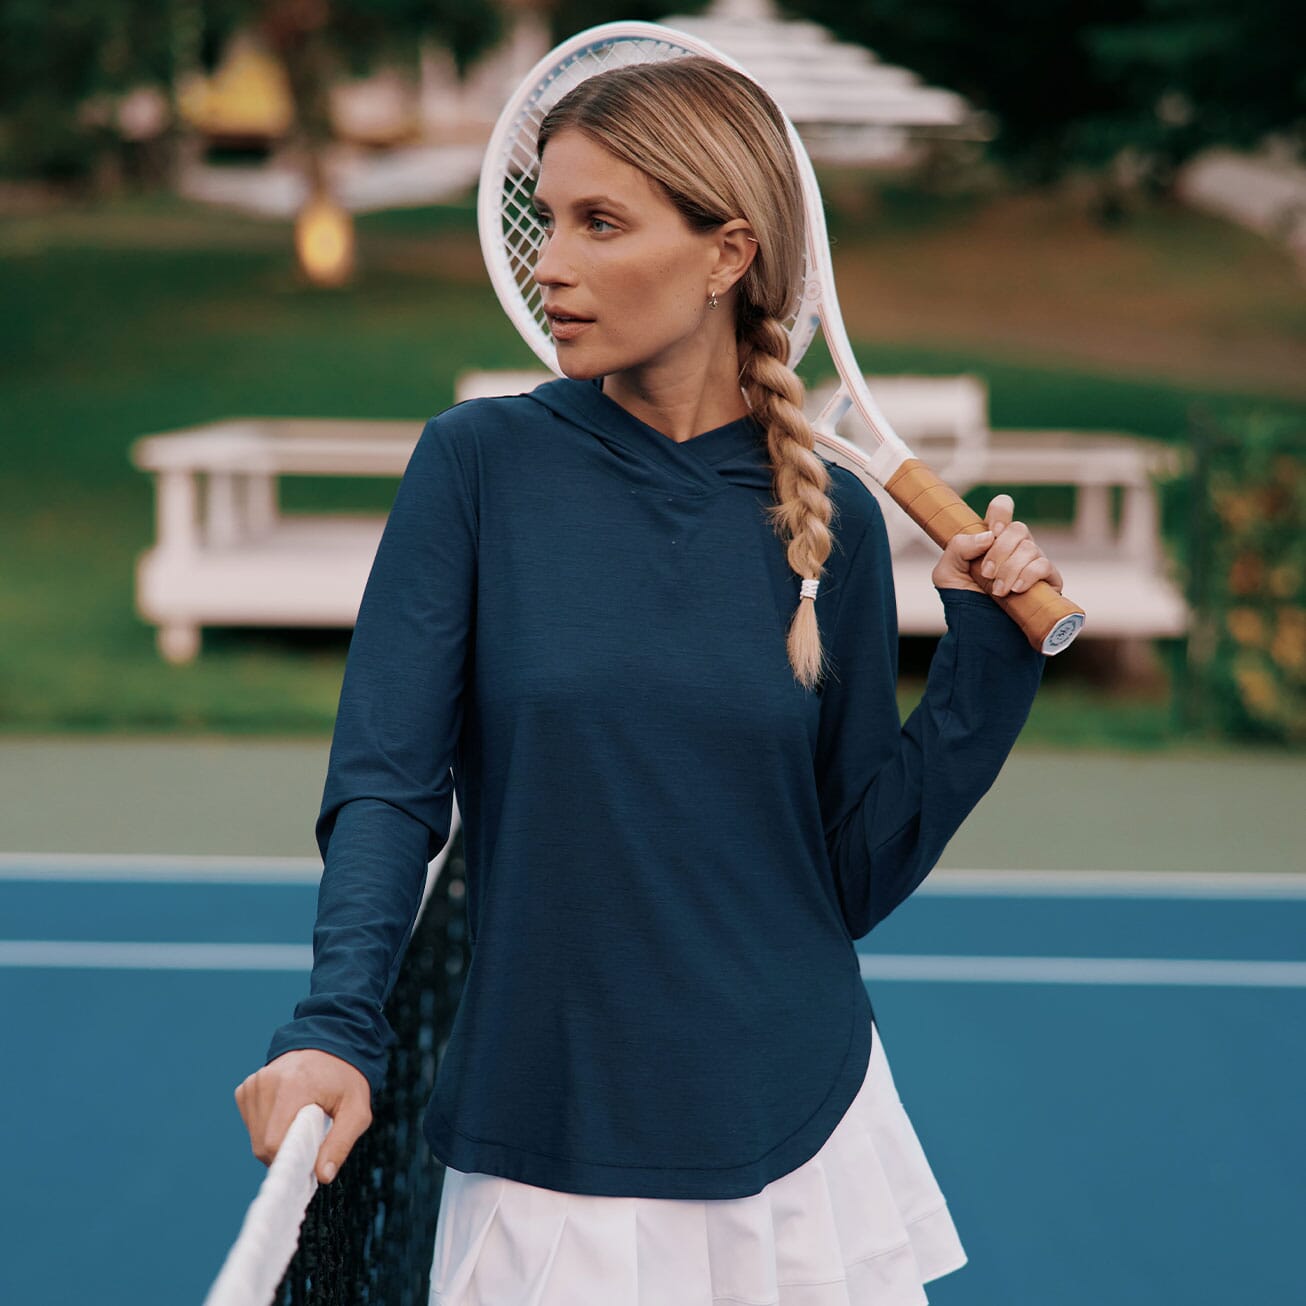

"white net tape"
[203, 1105, 331, 1306]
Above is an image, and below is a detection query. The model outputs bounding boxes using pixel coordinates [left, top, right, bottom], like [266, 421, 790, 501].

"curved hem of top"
[421, 984, 875, 1200]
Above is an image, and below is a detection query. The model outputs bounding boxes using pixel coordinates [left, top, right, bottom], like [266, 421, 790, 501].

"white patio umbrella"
[662, 0, 989, 164]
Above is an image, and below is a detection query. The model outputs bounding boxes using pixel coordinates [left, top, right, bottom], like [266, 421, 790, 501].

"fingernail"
[982, 562, 996, 578]
[992, 522, 1005, 535]
[993, 581, 1007, 596]
[322, 1161, 337, 1182]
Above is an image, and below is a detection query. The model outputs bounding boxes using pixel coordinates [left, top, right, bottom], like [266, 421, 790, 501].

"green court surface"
[2, 735, 1300, 869]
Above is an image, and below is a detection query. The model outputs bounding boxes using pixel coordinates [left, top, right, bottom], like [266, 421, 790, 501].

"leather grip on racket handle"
[883, 459, 1086, 655]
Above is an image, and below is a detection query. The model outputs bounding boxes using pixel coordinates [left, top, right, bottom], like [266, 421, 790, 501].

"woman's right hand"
[235, 1048, 373, 1184]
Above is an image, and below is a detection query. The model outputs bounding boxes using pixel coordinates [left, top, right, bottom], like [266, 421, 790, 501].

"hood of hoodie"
[525, 377, 775, 496]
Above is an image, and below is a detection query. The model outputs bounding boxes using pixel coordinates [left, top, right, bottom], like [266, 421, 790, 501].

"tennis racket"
[477, 21, 1086, 654]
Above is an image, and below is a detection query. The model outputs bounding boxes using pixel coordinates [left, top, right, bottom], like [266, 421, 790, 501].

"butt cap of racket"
[1042, 611, 1086, 655]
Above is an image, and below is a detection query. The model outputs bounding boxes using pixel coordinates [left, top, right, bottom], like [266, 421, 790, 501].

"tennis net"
[206, 827, 471, 1306]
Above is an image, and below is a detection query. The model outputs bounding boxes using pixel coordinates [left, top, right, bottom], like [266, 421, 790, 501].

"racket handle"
[883, 459, 1086, 655]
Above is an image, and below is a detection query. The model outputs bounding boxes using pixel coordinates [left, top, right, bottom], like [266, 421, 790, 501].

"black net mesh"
[274, 828, 471, 1305]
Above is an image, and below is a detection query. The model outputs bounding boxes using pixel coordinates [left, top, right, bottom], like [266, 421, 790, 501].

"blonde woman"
[237, 58, 1063, 1305]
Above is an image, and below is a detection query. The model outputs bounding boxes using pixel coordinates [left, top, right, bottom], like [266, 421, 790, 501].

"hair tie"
[800, 578, 819, 601]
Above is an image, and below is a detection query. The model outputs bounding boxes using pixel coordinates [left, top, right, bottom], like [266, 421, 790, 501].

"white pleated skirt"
[428, 1023, 967, 1306]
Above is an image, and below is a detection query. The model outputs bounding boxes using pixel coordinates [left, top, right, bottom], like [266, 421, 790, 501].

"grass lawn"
[2, 187, 1302, 744]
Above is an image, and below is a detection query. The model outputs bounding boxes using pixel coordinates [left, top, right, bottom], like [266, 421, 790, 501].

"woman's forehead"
[535, 129, 665, 209]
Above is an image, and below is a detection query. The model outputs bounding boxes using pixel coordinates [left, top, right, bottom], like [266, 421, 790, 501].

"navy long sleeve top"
[265, 377, 1045, 1199]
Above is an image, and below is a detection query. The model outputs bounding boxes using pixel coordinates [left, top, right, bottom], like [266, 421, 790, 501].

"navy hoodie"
[265, 377, 1044, 1199]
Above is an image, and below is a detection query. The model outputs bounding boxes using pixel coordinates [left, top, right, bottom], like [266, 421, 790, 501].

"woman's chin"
[556, 354, 606, 382]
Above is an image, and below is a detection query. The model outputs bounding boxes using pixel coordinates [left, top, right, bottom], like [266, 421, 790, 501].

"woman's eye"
[530, 211, 613, 234]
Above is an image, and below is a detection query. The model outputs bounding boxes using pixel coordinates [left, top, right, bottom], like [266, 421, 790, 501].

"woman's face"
[531, 128, 737, 382]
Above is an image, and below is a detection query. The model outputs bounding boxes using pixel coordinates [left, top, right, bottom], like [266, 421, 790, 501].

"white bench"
[130, 375, 1187, 662]
[131, 419, 418, 662]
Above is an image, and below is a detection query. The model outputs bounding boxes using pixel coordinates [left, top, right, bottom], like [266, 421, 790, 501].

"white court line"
[859, 954, 1306, 987]
[4, 941, 1304, 984]
[0, 855, 1302, 896]
[920, 869, 1306, 898]
[0, 941, 313, 970]
[0, 853, 322, 883]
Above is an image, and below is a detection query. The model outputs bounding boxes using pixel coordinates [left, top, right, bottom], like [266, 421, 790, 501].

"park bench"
[130, 372, 1186, 663]
[131, 420, 413, 663]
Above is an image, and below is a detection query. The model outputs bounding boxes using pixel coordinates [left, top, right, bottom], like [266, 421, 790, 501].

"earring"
[707, 290, 719, 310]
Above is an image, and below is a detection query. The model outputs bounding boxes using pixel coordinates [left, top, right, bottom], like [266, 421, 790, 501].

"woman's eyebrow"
[532, 193, 629, 214]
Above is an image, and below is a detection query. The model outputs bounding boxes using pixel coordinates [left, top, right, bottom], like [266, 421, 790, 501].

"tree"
[0, 0, 187, 184]
[788, 0, 1146, 185]
[545, 0, 709, 41]
[0, 0, 503, 192]
[253, 0, 501, 270]
[785, 0, 1303, 191]
[1076, 0, 1306, 184]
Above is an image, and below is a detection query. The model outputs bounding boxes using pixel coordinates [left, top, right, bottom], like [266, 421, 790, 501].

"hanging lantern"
[295, 188, 355, 287]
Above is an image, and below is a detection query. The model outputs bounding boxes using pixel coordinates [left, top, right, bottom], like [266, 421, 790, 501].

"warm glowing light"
[295, 191, 355, 287]
[175, 32, 294, 138]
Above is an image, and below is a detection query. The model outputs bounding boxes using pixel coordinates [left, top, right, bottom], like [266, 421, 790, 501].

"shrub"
[1187, 410, 1305, 744]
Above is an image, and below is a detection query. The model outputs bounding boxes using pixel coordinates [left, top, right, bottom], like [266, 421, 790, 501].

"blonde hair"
[538, 58, 834, 691]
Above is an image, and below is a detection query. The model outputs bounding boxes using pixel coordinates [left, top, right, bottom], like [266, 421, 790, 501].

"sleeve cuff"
[266, 1028, 388, 1102]
[936, 586, 1046, 659]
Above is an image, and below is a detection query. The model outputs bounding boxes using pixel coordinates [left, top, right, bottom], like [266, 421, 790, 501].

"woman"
[237, 58, 1061, 1305]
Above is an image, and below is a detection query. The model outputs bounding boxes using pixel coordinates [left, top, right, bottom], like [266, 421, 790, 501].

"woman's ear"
[713, 218, 760, 292]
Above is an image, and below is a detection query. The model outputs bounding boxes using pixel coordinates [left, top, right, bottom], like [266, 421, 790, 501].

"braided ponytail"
[738, 313, 834, 690]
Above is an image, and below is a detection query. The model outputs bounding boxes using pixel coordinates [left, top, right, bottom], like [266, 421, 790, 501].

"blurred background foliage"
[1, 0, 1303, 746]
[798, 0, 1304, 191]
[1185, 413, 1306, 744]
[0, 0, 505, 183]
[2, 0, 1300, 194]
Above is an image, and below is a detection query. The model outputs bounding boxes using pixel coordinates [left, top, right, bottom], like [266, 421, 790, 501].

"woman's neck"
[601, 339, 750, 443]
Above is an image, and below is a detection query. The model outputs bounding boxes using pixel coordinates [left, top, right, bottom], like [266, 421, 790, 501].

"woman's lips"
[548, 316, 594, 342]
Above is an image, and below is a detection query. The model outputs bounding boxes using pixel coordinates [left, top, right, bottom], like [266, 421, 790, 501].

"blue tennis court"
[4, 855, 1303, 1306]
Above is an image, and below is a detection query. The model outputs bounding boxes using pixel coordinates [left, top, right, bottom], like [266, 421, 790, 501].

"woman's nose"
[532, 230, 576, 288]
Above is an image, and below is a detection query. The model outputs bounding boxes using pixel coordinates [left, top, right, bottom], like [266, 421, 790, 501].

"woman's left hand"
[932, 494, 1064, 598]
